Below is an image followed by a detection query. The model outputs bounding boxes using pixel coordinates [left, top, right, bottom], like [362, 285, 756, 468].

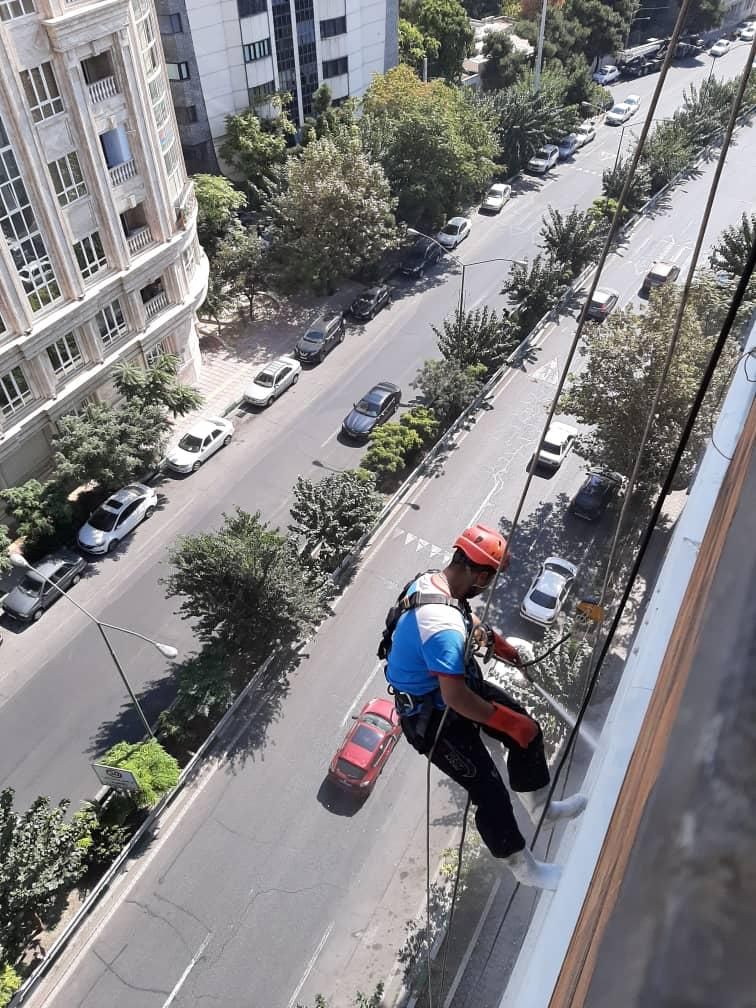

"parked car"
[527, 144, 559, 174]
[521, 557, 578, 626]
[641, 260, 680, 295]
[593, 64, 620, 84]
[570, 470, 623, 521]
[737, 24, 755, 40]
[436, 217, 471, 249]
[349, 285, 391, 320]
[400, 237, 443, 278]
[606, 101, 635, 125]
[328, 698, 402, 794]
[536, 421, 577, 470]
[341, 381, 401, 440]
[480, 183, 512, 213]
[242, 355, 300, 407]
[587, 287, 619, 320]
[78, 483, 158, 554]
[624, 94, 641, 113]
[2, 552, 88, 622]
[574, 121, 597, 147]
[294, 311, 345, 363]
[165, 416, 234, 473]
[557, 134, 580, 159]
[710, 38, 731, 56]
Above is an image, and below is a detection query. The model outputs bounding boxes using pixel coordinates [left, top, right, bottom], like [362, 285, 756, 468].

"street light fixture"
[9, 553, 177, 738]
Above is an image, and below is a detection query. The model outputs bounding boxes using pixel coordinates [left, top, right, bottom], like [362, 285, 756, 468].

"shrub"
[0, 964, 21, 1008]
[100, 739, 180, 809]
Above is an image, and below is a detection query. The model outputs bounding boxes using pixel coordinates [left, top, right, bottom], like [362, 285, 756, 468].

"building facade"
[158, 0, 399, 174]
[0, 0, 207, 490]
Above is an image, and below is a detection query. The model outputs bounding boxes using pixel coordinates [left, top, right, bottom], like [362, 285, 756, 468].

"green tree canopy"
[268, 124, 398, 294]
[100, 740, 180, 809]
[0, 788, 91, 958]
[401, 0, 474, 79]
[412, 358, 487, 426]
[113, 353, 203, 418]
[501, 254, 570, 336]
[218, 105, 292, 206]
[601, 157, 651, 211]
[0, 524, 11, 575]
[192, 174, 246, 254]
[0, 479, 71, 547]
[288, 470, 383, 571]
[433, 305, 520, 373]
[164, 509, 330, 662]
[489, 80, 578, 174]
[480, 30, 530, 92]
[362, 407, 439, 481]
[708, 212, 756, 280]
[561, 280, 739, 497]
[538, 206, 607, 277]
[362, 65, 498, 227]
[398, 18, 438, 71]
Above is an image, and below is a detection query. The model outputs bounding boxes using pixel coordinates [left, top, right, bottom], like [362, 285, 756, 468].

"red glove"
[484, 702, 539, 747]
[492, 631, 521, 666]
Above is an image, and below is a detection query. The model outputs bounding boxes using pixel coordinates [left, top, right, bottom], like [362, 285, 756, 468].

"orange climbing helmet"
[453, 523, 509, 571]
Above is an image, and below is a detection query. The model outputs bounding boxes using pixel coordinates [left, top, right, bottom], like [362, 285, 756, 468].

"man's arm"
[438, 674, 496, 722]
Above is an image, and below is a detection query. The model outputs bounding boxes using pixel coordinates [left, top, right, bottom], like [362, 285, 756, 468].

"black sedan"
[570, 471, 623, 521]
[2, 552, 88, 622]
[350, 285, 391, 320]
[400, 238, 443, 278]
[341, 382, 402, 440]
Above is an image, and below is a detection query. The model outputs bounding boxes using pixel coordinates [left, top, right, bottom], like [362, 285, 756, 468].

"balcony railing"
[88, 76, 118, 104]
[109, 159, 137, 186]
[126, 226, 153, 256]
[144, 291, 169, 320]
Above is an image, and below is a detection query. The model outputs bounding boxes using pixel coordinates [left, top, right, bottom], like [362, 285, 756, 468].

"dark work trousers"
[400, 679, 550, 858]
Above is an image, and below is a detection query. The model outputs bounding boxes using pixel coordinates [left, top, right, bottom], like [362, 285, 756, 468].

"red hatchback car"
[328, 698, 402, 794]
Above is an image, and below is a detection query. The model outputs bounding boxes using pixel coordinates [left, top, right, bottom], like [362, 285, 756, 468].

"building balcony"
[126, 226, 154, 256]
[109, 159, 137, 187]
[144, 291, 169, 321]
[88, 76, 119, 104]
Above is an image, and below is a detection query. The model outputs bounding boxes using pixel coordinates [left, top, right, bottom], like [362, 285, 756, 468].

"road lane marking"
[320, 429, 340, 448]
[341, 661, 384, 727]
[286, 921, 334, 1008]
[162, 933, 211, 1007]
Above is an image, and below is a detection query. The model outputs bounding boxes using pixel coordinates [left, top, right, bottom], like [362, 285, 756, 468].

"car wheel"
[338, 330, 345, 343]
[266, 396, 274, 407]
[318, 351, 325, 363]
[33, 608, 43, 622]
[71, 573, 81, 586]
[192, 460, 201, 472]
[145, 505, 155, 519]
[292, 373, 299, 385]
[107, 538, 119, 554]
[223, 434, 232, 446]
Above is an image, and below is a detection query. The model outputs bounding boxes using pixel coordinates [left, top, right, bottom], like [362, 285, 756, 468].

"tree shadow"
[86, 672, 178, 757]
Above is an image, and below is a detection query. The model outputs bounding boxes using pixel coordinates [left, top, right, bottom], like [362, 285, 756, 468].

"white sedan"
[574, 121, 596, 147]
[527, 144, 559, 174]
[710, 38, 731, 56]
[521, 557, 578, 626]
[480, 183, 512, 214]
[606, 102, 635, 125]
[624, 94, 641, 113]
[536, 421, 577, 469]
[165, 416, 234, 474]
[243, 355, 301, 407]
[738, 24, 756, 41]
[436, 217, 471, 249]
[78, 483, 158, 555]
[593, 64, 620, 85]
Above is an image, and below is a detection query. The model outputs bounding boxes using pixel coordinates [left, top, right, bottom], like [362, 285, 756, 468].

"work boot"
[504, 847, 562, 890]
[519, 786, 587, 826]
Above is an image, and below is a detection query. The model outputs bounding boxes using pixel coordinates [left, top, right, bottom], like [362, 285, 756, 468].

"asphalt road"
[27, 61, 756, 1008]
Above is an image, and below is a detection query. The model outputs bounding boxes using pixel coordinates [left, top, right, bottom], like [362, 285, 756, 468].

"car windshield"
[178, 434, 203, 453]
[545, 562, 571, 577]
[599, 66, 613, 73]
[362, 712, 391, 731]
[530, 589, 557, 609]
[354, 296, 372, 309]
[610, 105, 626, 115]
[336, 759, 365, 780]
[442, 223, 460, 235]
[534, 149, 549, 159]
[541, 441, 561, 454]
[584, 476, 605, 493]
[303, 331, 324, 343]
[88, 507, 118, 531]
[255, 371, 276, 387]
[19, 574, 44, 596]
[355, 392, 385, 416]
[352, 725, 380, 752]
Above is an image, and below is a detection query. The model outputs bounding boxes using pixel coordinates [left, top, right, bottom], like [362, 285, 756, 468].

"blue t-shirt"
[385, 573, 469, 702]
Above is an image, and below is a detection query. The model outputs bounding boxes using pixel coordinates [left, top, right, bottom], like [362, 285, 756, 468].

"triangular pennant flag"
[405, 532, 416, 545]
[417, 538, 429, 549]
[429, 544, 441, 557]
[391, 526, 404, 539]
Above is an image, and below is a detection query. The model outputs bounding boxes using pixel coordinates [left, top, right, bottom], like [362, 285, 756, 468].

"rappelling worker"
[380, 523, 587, 890]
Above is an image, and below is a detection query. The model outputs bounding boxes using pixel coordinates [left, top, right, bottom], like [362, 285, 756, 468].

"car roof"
[535, 569, 566, 595]
[186, 418, 224, 437]
[105, 483, 150, 505]
[362, 286, 385, 296]
[370, 381, 400, 395]
[592, 287, 615, 300]
[547, 421, 576, 439]
[649, 260, 675, 276]
[598, 64, 615, 70]
[31, 554, 77, 577]
[489, 183, 509, 192]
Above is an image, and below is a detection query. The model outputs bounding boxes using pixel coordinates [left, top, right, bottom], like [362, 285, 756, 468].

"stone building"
[0, 0, 207, 490]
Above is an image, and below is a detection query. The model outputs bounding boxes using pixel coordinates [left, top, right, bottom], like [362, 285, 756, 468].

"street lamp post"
[612, 114, 673, 173]
[9, 554, 178, 739]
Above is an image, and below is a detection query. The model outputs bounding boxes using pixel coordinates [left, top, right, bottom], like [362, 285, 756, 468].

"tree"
[601, 157, 651, 211]
[681, 0, 725, 32]
[267, 125, 398, 294]
[480, 30, 529, 92]
[640, 119, 696, 194]
[501, 254, 570, 336]
[0, 788, 91, 958]
[288, 470, 383, 571]
[709, 212, 756, 280]
[561, 280, 739, 498]
[52, 401, 170, 494]
[192, 174, 246, 254]
[398, 18, 438, 71]
[412, 358, 487, 426]
[113, 354, 203, 418]
[0, 964, 21, 1008]
[433, 305, 519, 373]
[538, 206, 607, 277]
[202, 221, 266, 326]
[218, 105, 292, 207]
[401, 0, 474, 80]
[100, 740, 180, 809]
[0, 524, 10, 576]
[489, 82, 578, 175]
[0, 479, 71, 549]
[164, 509, 330, 662]
[362, 66, 498, 227]
[362, 408, 439, 481]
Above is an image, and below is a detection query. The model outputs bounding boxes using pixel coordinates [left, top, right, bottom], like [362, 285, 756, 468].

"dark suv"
[294, 311, 345, 364]
[400, 237, 443, 278]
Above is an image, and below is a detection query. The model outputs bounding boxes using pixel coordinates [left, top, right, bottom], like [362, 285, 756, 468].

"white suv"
[537, 422, 577, 470]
